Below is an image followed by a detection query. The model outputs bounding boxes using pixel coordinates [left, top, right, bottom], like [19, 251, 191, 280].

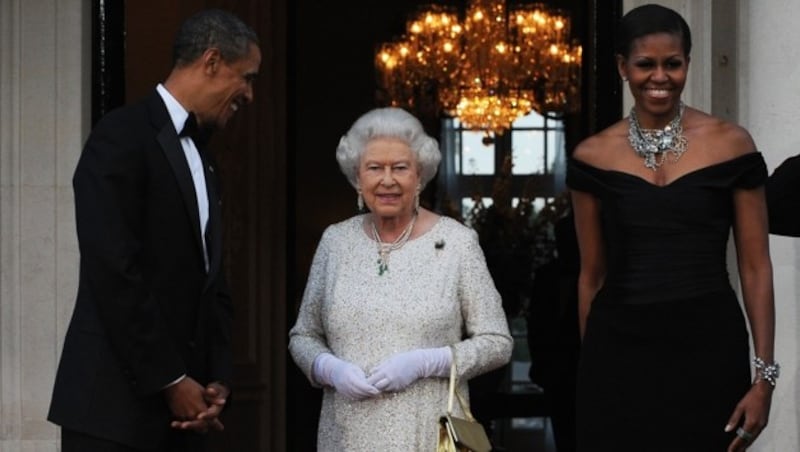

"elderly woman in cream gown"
[289, 107, 512, 451]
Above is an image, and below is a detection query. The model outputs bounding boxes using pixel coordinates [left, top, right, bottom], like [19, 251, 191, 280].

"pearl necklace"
[371, 214, 417, 276]
[628, 101, 688, 170]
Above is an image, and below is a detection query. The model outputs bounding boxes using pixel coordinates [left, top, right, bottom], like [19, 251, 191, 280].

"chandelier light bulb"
[375, 0, 582, 134]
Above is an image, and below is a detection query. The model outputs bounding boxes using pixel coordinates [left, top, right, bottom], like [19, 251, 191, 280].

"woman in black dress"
[568, 4, 778, 451]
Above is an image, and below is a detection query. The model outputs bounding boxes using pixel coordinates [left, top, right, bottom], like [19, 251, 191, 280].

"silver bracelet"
[753, 357, 780, 387]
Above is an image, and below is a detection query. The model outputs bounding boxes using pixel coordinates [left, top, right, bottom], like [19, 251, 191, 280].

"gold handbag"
[436, 358, 492, 452]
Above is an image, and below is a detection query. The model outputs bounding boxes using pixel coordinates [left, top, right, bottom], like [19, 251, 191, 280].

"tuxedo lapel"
[150, 94, 205, 258]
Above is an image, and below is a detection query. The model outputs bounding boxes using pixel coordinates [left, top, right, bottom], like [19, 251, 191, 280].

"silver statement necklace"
[371, 214, 417, 276]
[628, 101, 688, 170]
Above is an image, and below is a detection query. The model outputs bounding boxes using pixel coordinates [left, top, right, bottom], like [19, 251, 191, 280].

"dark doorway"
[95, 0, 621, 450]
[95, 1, 288, 450]
[288, 1, 621, 451]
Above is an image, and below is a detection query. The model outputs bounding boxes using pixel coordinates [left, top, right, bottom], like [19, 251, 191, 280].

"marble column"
[745, 1, 800, 450]
[0, 0, 89, 450]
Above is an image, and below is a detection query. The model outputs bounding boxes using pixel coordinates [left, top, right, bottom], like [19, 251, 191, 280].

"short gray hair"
[172, 9, 259, 67]
[336, 107, 441, 189]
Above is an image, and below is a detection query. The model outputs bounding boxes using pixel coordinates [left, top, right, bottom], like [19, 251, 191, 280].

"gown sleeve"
[288, 227, 335, 385]
[451, 227, 513, 381]
[731, 152, 767, 189]
[567, 158, 607, 195]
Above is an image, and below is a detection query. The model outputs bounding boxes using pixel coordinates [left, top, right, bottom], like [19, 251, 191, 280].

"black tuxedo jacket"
[49, 91, 233, 450]
[766, 153, 800, 236]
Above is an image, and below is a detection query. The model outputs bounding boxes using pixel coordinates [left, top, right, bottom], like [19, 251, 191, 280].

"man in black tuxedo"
[767, 154, 800, 236]
[48, 9, 260, 452]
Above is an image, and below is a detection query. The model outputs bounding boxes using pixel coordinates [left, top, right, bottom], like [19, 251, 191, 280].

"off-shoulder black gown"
[567, 152, 767, 451]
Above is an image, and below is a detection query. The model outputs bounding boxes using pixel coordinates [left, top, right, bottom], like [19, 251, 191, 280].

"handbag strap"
[446, 354, 477, 422]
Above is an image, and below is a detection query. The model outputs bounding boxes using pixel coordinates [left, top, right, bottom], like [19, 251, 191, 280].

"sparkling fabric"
[289, 215, 512, 451]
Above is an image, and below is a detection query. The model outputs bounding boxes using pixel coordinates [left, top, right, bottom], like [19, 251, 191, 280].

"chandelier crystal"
[376, 0, 582, 135]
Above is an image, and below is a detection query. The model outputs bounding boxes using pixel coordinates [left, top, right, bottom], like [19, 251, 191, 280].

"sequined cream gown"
[289, 215, 512, 452]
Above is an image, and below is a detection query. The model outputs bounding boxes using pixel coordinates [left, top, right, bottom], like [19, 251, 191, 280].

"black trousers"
[62, 428, 205, 452]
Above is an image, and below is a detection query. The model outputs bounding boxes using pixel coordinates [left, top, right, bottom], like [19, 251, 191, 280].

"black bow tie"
[179, 112, 211, 147]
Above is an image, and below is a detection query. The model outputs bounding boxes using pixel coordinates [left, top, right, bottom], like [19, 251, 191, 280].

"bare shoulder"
[721, 122, 756, 155]
[685, 108, 757, 161]
[572, 119, 629, 167]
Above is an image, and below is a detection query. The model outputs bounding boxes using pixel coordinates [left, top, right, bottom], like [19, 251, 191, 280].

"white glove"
[367, 347, 452, 392]
[312, 353, 380, 400]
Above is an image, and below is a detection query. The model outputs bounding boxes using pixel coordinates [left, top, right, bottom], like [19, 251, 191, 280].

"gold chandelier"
[375, 0, 582, 135]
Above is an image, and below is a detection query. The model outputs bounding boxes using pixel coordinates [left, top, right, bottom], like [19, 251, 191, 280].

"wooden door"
[119, 1, 288, 450]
